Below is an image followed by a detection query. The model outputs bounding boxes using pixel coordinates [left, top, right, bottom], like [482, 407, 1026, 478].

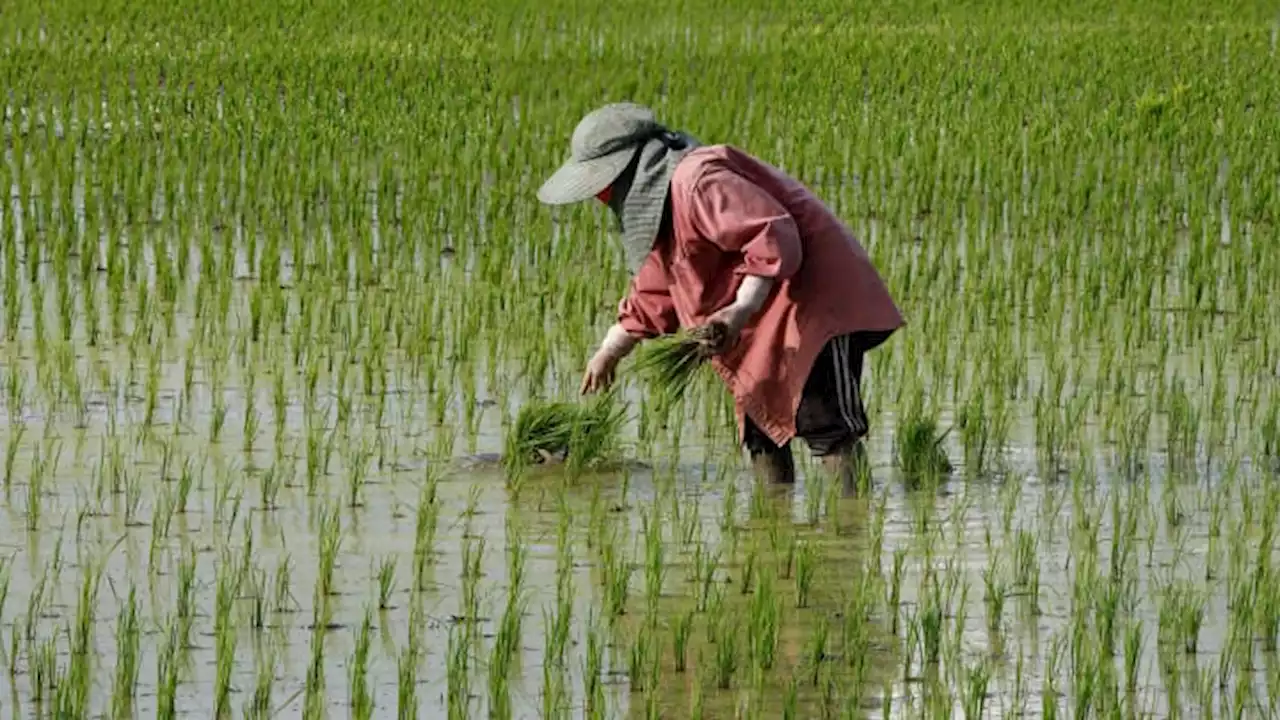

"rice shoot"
[503, 394, 627, 475]
[630, 325, 722, 417]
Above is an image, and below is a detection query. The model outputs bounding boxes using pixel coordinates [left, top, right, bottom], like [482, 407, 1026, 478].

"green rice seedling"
[776, 527, 797, 580]
[888, 548, 908, 636]
[489, 575, 526, 720]
[806, 474, 825, 526]
[460, 534, 485, 622]
[446, 622, 471, 720]
[7, 618, 19, 679]
[258, 463, 281, 510]
[740, 542, 758, 595]
[413, 472, 441, 591]
[642, 509, 665, 607]
[247, 568, 269, 633]
[895, 406, 952, 482]
[302, 613, 328, 720]
[584, 610, 606, 720]
[629, 325, 719, 419]
[316, 502, 343, 599]
[502, 393, 625, 476]
[273, 554, 296, 615]
[24, 460, 43, 531]
[782, 670, 800, 720]
[601, 527, 632, 619]
[541, 603, 571, 719]
[962, 659, 992, 719]
[715, 612, 740, 689]
[806, 615, 829, 687]
[2, 422, 23, 495]
[672, 606, 694, 673]
[0, 554, 10, 622]
[919, 577, 944, 666]
[696, 546, 719, 613]
[214, 557, 238, 719]
[983, 555, 1008, 636]
[628, 612, 656, 691]
[350, 607, 375, 720]
[1158, 579, 1206, 654]
[795, 539, 817, 608]
[155, 619, 182, 720]
[689, 648, 705, 720]
[347, 445, 369, 508]
[175, 457, 196, 514]
[377, 555, 397, 610]
[397, 612, 422, 720]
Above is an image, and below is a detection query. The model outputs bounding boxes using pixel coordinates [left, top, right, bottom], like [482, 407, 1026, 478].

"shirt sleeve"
[687, 167, 803, 280]
[616, 247, 680, 339]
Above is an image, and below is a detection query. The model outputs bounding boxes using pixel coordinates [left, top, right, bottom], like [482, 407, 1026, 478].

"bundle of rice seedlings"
[896, 413, 954, 483]
[629, 324, 722, 417]
[503, 393, 626, 476]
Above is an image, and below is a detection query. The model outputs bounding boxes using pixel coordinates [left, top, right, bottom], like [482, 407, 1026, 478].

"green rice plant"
[2, 422, 23, 495]
[672, 606, 694, 673]
[628, 612, 656, 691]
[155, 619, 182, 720]
[739, 541, 759, 595]
[110, 586, 140, 719]
[350, 607, 375, 720]
[895, 411, 953, 482]
[690, 649, 705, 720]
[918, 576, 944, 666]
[397, 611, 422, 720]
[584, 610, 606, 720]
[302, 606, 328, 720]
[460, 533, 485, 622]
[489, 569, 526, 720]
[982, 554, 1008, 636]
[273, 554, 296, 615]
[541, 603, 570, 719]
[447, 622, 471, 720]
[801, 614, 828, 688]
[502, 393, 626, 476]
[413, 471, 441, 591]
[1158, 578, 1207, 654]
[695, 545, 720, 613]
[887, 548, 908, 636]
[0, 554, 10, 623]
[795, 539, 817, 609]
[782, 670, 800, 720]
[377, 555, 397, 610]
[601, 525, 632, 619]
[629, 325, 721, 416]
[316, 502, 343, 600]
[214, 559, 238, 719]
[642, 508, 666, 607]
[715, 611, 740, 689]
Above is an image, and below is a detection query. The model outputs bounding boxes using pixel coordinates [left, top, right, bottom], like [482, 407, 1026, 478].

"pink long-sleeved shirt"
[617, 144, 905, 447]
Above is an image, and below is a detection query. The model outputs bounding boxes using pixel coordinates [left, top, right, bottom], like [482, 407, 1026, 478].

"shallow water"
[2, 86, 1278, 719]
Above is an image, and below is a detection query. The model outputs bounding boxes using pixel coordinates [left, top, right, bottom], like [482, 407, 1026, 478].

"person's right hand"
[580, 349, 621, 395]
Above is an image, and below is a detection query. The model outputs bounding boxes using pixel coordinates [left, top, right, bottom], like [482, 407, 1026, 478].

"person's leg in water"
[743, 419, 797, 485]
[798, 333, 876, 495]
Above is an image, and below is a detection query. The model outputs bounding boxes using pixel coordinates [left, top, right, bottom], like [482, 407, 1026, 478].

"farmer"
[537, 103, 904, 488]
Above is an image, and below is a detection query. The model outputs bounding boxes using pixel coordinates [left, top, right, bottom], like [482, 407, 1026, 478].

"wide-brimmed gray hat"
[538, 102, 700, 272]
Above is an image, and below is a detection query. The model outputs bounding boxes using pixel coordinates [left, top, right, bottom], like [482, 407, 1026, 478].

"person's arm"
[599, 247, 679, 359]
[686, 166, 803, 323]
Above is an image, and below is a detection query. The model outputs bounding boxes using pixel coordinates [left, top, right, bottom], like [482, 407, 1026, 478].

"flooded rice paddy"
[3, 1, 1280, 718]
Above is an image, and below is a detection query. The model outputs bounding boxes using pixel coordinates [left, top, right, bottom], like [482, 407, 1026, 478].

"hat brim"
[537, 148, 636, 205]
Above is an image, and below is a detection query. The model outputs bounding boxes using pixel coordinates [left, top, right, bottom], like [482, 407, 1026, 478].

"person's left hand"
[699, 303, 753, 356]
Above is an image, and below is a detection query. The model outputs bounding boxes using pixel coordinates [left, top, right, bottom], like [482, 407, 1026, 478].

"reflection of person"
[537, 103, 904, 489]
